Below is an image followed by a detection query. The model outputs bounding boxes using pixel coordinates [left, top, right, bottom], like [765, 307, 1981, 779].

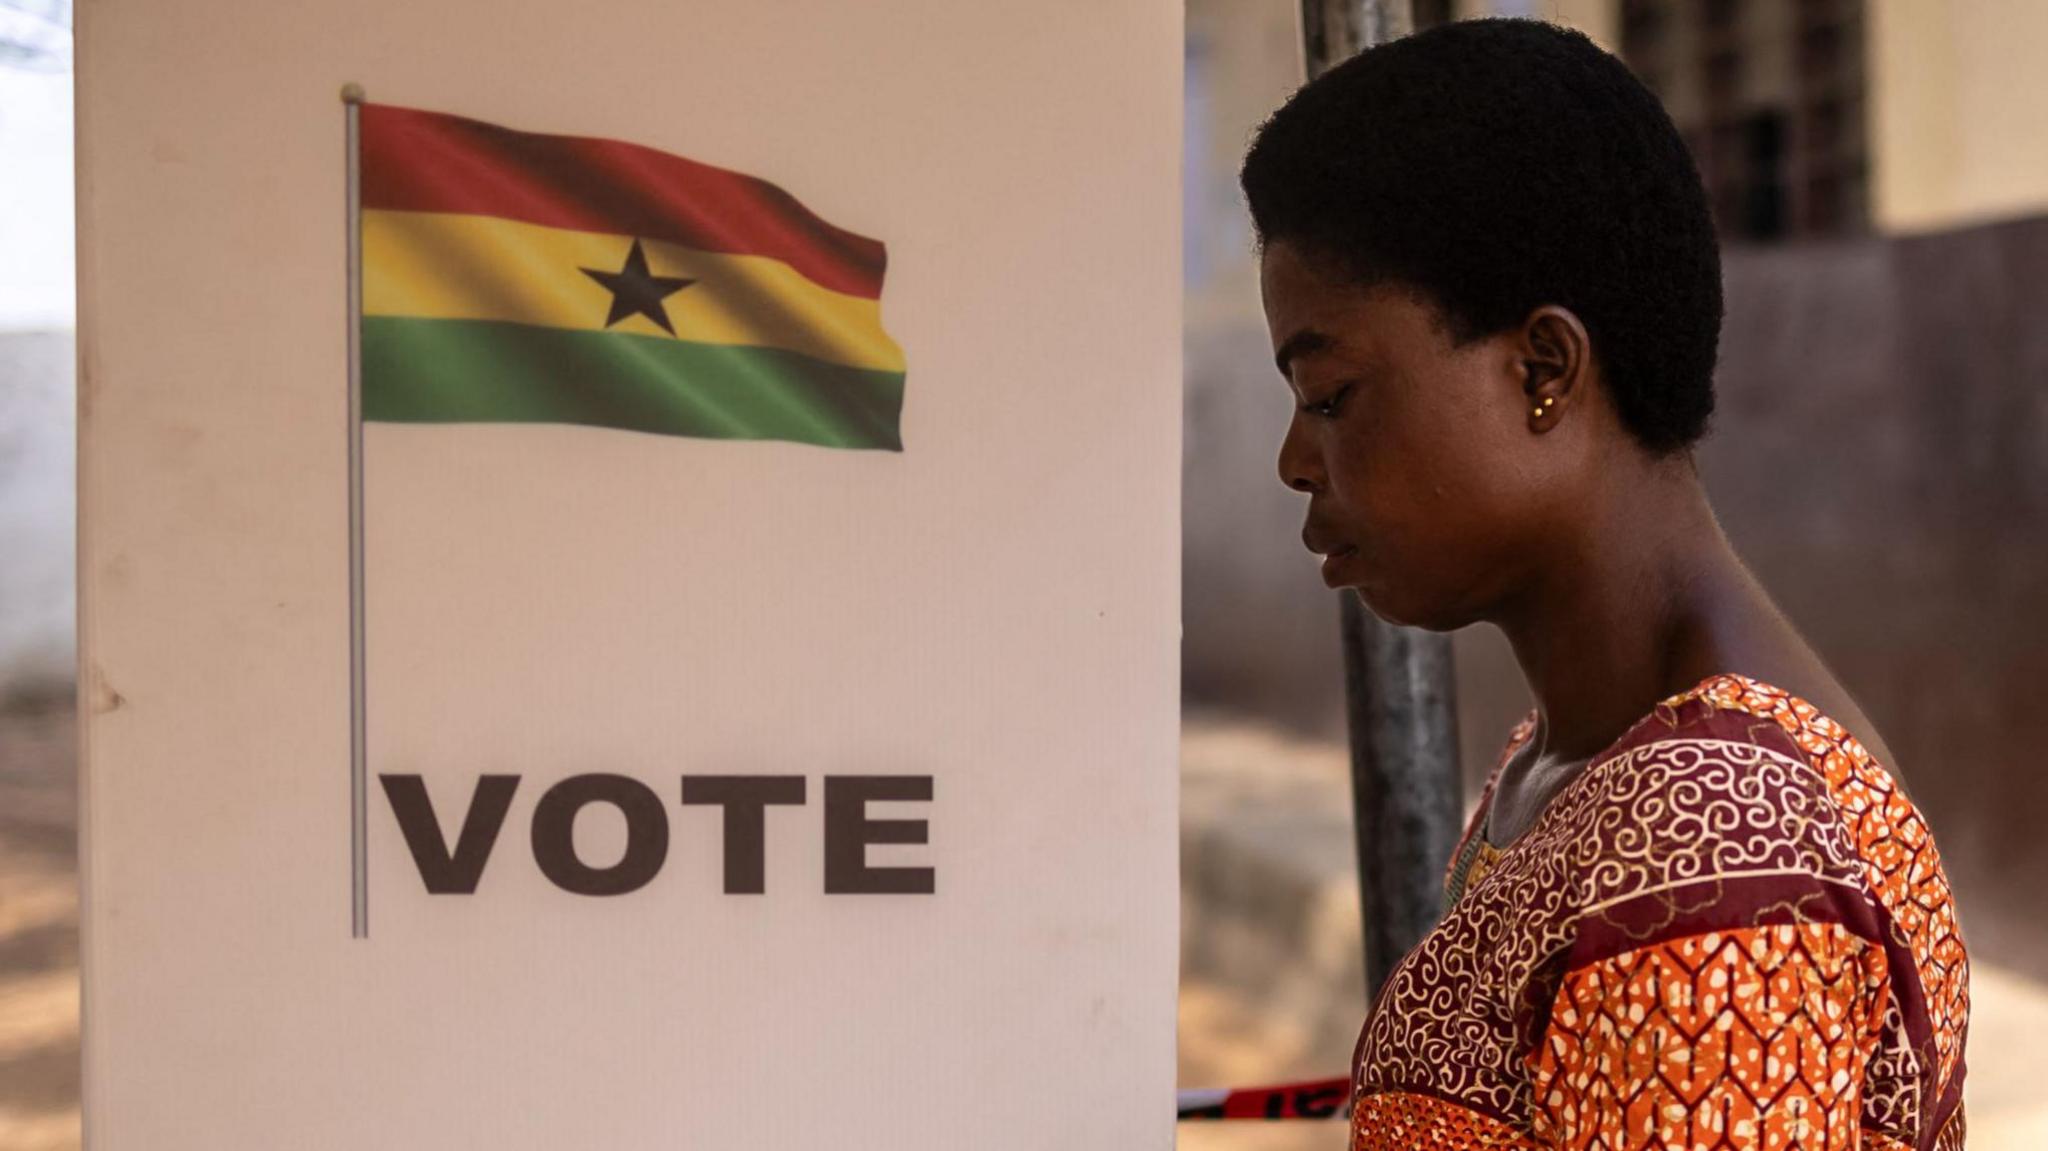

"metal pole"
[1294, 1, 1462, 1005]
[343, 82, 368, 939]
[1338, 596, 1459, 999]
[1300, 0, 1411, 78]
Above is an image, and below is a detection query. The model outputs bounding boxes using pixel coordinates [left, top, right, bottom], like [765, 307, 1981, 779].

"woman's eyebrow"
[1274, 329, 1334, 377]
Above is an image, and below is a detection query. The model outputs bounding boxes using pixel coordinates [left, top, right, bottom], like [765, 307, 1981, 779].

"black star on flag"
[580, 239, 695, 336]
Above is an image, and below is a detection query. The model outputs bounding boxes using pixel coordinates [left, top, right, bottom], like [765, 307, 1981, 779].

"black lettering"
[379, 774, 520, 895]
[681, 775, 806, 894]
[530, 774, 668, 896]
[824, 775, 934, 894]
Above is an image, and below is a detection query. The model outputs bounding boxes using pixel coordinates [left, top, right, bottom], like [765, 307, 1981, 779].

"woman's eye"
[1302, 384, 1352, 417]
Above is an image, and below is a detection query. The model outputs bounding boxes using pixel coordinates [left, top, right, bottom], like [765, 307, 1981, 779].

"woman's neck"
[1488, 453, 1755, 763]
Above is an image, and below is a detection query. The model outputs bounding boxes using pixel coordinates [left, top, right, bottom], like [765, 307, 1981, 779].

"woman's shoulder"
[1471, 671, 1963, 975]
[1558, 673, 1966, 999]
[1552, 672, 1932, 889]
[1581, 671, 1911, 819]
[1520, 675, 1873, 916]
[1532, 672, 1971, 1144]
[1604, 672, 1938, 875]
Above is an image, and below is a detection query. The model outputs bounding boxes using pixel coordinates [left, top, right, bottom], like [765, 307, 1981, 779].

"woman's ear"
[1519, 305, 1590, 432]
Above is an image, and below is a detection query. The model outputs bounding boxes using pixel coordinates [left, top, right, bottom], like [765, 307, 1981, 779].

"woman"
[1240, 19, 1967, 1151]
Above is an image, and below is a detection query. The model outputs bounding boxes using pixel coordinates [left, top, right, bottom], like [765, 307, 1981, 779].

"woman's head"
[1240, 18, 1723, 629]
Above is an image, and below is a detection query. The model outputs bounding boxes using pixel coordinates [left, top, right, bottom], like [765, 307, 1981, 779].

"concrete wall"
[1454, 0, 1616, 48]
[1475, 0, 2048, 235]
[1704, 219, 2048, 970]
[0, 330, 74, 699]
[1871, 0, 2048, 233]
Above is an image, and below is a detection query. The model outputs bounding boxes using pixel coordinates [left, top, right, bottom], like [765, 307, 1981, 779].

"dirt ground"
[0, 701, 77, 1151]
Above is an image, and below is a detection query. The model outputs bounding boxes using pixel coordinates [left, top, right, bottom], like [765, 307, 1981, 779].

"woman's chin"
[1347, 582, 1467, 634]
[1321, 552, 1458, 629]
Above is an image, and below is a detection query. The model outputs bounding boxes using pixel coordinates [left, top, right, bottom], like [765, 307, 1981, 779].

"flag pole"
[343, 82, 368, 939]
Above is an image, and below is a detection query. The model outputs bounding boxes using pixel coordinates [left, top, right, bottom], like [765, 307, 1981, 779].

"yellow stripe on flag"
[363, 209, 905, 372]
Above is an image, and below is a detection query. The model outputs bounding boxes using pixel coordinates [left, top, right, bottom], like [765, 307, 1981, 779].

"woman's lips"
[1318, 545, 1359, 584]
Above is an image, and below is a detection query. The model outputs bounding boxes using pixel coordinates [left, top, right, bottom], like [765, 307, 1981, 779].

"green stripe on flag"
[362, 316, 905, 450]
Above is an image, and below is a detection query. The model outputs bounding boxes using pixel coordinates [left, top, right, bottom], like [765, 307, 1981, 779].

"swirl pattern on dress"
[1348, 674, 1968, 1151]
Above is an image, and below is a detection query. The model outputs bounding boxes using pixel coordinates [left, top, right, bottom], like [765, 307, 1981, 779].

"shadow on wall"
[0, 330, 75, 704]
[1182, 213, 2048, 979]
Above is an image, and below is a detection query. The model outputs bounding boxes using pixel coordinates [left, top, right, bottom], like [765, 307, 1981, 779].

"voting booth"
[75, 1, 1181, 1145]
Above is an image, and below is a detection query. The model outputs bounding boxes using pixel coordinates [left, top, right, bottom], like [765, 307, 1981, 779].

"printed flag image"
[358, 102, 906, 450]
[341, 96, 915, 938]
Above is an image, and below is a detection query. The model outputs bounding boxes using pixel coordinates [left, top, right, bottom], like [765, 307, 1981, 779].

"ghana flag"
[359, 103, 905, 450]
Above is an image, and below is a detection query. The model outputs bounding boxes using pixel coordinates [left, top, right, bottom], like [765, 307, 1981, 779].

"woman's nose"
[1278, 415, 1324, 494]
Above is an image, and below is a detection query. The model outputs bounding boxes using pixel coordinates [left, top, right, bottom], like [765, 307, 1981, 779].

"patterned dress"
[1349, 674, 1969, 1150]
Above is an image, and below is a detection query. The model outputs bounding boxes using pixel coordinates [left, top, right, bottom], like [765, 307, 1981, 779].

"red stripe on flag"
[360, 103, 886, 299]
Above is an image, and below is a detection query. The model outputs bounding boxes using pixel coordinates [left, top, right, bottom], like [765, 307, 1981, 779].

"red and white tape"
[1176, 1076, 1350, 1120]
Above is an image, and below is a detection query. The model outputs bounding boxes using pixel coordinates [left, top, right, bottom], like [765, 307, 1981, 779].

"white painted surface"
[76, 1, 1182, 1146]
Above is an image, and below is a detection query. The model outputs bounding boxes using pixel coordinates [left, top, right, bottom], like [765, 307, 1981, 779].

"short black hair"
[1241, 19, 1721, 454]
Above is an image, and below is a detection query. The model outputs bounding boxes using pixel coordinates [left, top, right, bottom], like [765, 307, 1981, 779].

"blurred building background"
[0, 0, 71, 700]
[0, 1, 2043, 1148]
[1180, 1, 2047, 1148]
[0, 3, 78, 1149]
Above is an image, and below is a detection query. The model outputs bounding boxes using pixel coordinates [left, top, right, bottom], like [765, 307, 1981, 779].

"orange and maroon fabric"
[1350, 674, 1969, 1150]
